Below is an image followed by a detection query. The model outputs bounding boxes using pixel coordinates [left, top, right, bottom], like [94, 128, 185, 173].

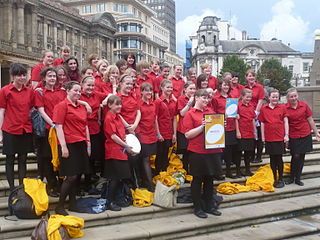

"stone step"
[0, 163, 38, 180]
[1, 152, 320, 197]
[289, 233, 320, 240]
[184, 213, 320, 240]
[1, 185, 320, 239]
[22, 193, 320, 240]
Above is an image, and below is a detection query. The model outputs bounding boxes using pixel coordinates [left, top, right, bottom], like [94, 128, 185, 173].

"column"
[62, 26, 66, 46]
[43, 19, 48, 49]
[17, 2, 25, 45]
[3, 2, 13, 42]
[53, 22, 57, 52]
[31, 6, 37, 48]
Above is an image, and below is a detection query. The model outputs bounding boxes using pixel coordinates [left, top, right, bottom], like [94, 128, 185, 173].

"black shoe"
[55, 207, 69, 216]
[194, 209, 208, 218]
[295, 180, 304, 186]
[147, 184, 155, 193]
[215, 175, 225, 181]
[225, 173, 237, 179]
[285, 179, 294, 185]
[47, 189, 59, 198]
[205, 208, 222, 216]
[274, 180, 285, 188]
[109, 202, 121, 211]
[251, 158, 262, 163]
[244, 170, 254, 176]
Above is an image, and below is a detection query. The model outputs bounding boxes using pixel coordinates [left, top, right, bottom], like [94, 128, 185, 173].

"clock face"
[199, 43, 205, 50]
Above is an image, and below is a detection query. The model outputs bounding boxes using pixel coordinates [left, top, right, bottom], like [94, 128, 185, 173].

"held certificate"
[225, 98, 238, 118]
[204, 114, 225, 149]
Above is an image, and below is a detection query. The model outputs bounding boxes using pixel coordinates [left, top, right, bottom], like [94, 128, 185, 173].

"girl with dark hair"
[196, 74, 209, 90]
[35, 67, 66, 197]
[177, 81, 196, 173]
[53, 81, 91, 215]
[184, 89, 222, 218]
[103, 95, 134, 211]
[64, 56, 80, 82]
[137, 82, 158, 191]
[124, 53, 136, 70]
[154, 79, 177, 174]
[0, 63, 35, 191]
[212, 79, 241, 178]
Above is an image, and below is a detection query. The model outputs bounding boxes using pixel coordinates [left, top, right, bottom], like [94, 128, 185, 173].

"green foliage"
[220, 55, 250, 85]
[257, 58, 292, 93]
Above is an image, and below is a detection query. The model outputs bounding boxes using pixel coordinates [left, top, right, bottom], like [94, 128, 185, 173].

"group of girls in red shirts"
[1, 53, 319, 219]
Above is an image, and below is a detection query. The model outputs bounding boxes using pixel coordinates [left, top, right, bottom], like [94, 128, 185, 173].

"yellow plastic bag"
[47, 215, 84, 240]
[130, 188, 154, 207]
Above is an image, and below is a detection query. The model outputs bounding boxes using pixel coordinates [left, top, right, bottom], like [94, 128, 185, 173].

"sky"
[175, 0, 320, 58]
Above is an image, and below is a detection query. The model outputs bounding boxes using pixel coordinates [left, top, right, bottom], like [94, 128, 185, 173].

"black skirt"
[189, 151, 222, 177]
[177, 131, 188, 152]
[289, 134, 313, 154]
[90, 133, 105, 172]
[2, 131, 34, 155]
[36, 130, 52, 158]
[265, 141, 285, 155]
[240, 138, 255, 151]
[58, 141, 91, 176]
[225, 130, 238, 146]
[140, 142, 157, 158]
[104, 159, 131, 180]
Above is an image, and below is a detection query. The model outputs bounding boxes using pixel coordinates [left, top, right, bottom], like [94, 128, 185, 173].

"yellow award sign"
[204, 114, 225, 149]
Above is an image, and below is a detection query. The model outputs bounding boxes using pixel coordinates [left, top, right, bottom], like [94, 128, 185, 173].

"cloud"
[260, 0, 309, 46]
[176, 8, 222, 44]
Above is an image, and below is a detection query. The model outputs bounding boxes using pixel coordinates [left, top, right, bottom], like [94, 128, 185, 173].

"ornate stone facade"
[0, 0, 116, 87]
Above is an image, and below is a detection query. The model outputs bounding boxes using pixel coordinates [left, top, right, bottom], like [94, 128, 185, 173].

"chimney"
[242, 31, 247, 40]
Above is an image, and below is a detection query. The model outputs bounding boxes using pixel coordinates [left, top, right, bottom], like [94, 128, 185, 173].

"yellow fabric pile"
[130, 188, 154, 207]
[23, 178, 49, 216]
[152, 147, 193, 187]
[217, 163, 291, 195]
[48, 127, 59, 171]
[47, 215, 84, 240]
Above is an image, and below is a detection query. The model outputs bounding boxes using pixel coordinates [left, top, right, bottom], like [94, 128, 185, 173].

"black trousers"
[155, 139, 172, 174]
[191, 175, 214, 211]
[290, 154, 305, 181]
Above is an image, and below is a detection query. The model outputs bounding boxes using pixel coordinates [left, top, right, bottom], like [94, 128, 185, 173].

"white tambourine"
[126, 134, 141, 154]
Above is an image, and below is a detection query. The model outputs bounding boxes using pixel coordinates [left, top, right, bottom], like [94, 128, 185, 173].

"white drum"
[126, 134, 141, 154]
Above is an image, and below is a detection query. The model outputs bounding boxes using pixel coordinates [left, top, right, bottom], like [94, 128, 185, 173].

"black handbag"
[30, 89, 46, 137]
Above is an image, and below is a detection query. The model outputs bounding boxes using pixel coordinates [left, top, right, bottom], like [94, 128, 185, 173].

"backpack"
[74, 197, 107, 214]
[30, 89, 46, 137]
[8, 185, 40, 219]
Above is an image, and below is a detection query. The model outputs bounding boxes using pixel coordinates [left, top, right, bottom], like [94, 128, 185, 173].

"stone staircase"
[1, 133, 320, 239]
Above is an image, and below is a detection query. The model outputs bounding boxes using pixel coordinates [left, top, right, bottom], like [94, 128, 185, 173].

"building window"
[113, 4, 128, 13]
[83, 5, 92, 14]
[288, 65, 294, 73]
[130, 23, 137, 32]
[303, 62, 309, 72]
[97, 3, 106, 12]
[130, 39, 137, 49]
[121, 39, 128, 48]
[119, 23, 128, 32]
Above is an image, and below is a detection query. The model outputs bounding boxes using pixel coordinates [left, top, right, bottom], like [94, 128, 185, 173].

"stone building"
[62, 0, 183, 66]
[0, 0, 116, 87]
[189, 16, 313, 86]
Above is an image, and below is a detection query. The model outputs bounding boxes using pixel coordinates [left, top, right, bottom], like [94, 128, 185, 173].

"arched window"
[201, 35, 205, 43]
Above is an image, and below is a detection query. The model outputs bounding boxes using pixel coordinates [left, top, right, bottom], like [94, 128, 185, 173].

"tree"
[257, 58, 292, 93]
[220, 55, 250, 85]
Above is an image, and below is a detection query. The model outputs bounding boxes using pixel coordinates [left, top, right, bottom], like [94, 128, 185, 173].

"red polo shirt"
[237, 101, 256, 139]
[170, 76, 184, 99]
[230, 84, 245, 98]
[244, 82, 265, 109]
[53, 98, 87, 144]
[208, 75, 218, 90]
[0, 84, 35, 134]
[154, 75, 165, 95]
[258, 104, 287, 142]
[285, 101, 312, 138]
[34, 87, 66, 129]
[147, 71, 159, 83]
[117, 92, 139, 125]
[131, 85, 141, 99]
[80, 91, 106, 135]
[30, 62, 46, 83]
[137, 99, 157, 144]
[212, 91, 236, 131]
[104, 111, 127, 160]
[136, 74, 153, 88]
[184, 107, 222, 154]
[94, 73, 107, 94]
[177, 95, 191, 134]
[53, 58, 64, 67]
[155, 96, 177, 139]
